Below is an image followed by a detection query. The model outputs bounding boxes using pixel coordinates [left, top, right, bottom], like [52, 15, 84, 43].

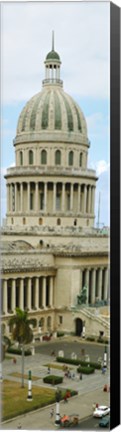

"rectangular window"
[56, 193, 61, 210]
[59, 315, 63, 324]
[67, 193, 70, 210]
[30, 192, 34, 210]
[40, 193, 44, 210]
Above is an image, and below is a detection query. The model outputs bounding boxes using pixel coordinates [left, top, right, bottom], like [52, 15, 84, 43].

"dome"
[15, 35, 88, 145]
[16, 87, 87, 138]
[46, 50, 60, 61]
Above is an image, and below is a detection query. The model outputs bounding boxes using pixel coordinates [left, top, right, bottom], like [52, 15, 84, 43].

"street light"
[55, 389, 61, 425]
[103, 345, 107, 369]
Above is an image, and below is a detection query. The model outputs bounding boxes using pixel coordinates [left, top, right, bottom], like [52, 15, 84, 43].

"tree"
[9, 308, 33, 387]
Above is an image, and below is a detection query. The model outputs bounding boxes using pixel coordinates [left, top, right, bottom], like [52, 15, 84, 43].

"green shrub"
[77, 366, 95, 374]
[7, 347, 31, 356]
[86, 336, 95, 342]
[43, 375, 63, 385]
[56, 357, 101, 369]
[97, 338, 105, 343]
[57, 332, 65, 337]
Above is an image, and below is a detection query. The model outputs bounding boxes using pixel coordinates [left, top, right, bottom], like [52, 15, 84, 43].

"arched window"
[29, 150, 33, 165]
[68, 151, 73, 166]
[74, 219, 77, 226]
[41, 149, 47, 165]
[55, 150, 61, 165]
[23, 217, 26, 225]
[80, 152, 83, 167]
[39, 218, 43, 226]
[57, 218, 61, 226]
[20, 151, 23, 166]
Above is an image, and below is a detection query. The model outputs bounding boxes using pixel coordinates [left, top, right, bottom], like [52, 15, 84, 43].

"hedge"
[56, 357, 101, 370]
[7, 347, 31, 356]
[43, 375, 63, 385]
[86, 337, 95, 342]
[57, 332, 65, 337]
[77, 366, 95, 374]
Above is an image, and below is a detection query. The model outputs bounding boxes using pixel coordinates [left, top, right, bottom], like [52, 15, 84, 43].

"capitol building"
[1, 35, 109, 339]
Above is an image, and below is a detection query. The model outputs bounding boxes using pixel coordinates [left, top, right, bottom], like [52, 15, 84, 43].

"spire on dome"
[52, 30, 54, 51]
[42, 33, 63, 88]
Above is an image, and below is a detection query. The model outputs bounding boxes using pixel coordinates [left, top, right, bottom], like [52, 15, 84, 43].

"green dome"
[46, 50, 60, 61]
[17, 88, 87, 138]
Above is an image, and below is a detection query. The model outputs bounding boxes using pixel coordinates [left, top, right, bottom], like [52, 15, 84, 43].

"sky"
[1, 1, 110, 227]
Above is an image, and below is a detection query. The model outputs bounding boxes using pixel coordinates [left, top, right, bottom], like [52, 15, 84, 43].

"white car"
[93, 406, 110, 418]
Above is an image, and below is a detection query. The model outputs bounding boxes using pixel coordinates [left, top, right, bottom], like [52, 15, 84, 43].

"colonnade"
[80, 267, 109, 304]
[7, 181, 95, 215]
[1, 276, 54, 315]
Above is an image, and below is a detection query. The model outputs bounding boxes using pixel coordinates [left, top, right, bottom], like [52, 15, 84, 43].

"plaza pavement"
[1, 347, 110, 430]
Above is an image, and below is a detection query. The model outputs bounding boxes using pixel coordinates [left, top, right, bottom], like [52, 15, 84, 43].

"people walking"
[50, 408, 54, 418]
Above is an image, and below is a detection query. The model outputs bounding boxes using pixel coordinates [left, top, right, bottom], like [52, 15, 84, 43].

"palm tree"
[9, 308, 34, 387]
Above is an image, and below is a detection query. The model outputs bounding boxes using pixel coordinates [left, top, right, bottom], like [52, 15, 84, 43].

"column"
[44, 183, 47, 212]
[20, 183, 23, 212]
[3, 280, 8, 314]
[80, 270, 83, 291]
[52, 65, 54, 80]
[62, 183, 65, 212]
[49, 277, 53, 307]
[42, 277, 46, 308]
[53, 183, 56, 212]
[9, 184, 12, 212]
[35, 277, 39, 309]
[70, 183, 73, 211]
[28, 183, 30, 211]
[7, 185, 9, 213]
[88, 186, 91, 213]
[85, 269, 89, 304]
[91, 187, 95, 214]
[19, 279, 24, 310]
[27, 278, 31, 310]
[78, 185, 81, 212]
[11, 279, 16, 312]
[103, 268, 108, 300]
[35, 183, 38, 212]
[83, 185, 87, 213]
[97, 268, 103, 300]
[15, 183, 17, 212]
[90, 269, 96, 304]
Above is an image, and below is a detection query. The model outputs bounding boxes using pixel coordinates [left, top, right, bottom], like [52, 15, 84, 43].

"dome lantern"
[42, 31, 63, 88]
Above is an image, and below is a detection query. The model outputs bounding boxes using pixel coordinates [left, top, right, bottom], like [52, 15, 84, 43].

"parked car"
[93, 406, 110, 418]
[99, 415, 110, 427]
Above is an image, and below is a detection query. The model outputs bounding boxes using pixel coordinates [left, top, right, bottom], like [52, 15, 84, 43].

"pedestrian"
[64, 395, 68, 403]
[50, 408, 54, 418]
[48, 366, 50, 374]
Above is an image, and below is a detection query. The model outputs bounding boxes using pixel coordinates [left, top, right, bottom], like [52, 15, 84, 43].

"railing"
[42, 78, 63, 86]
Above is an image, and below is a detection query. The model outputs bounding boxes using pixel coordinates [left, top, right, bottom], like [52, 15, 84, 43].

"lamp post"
[55, 389, 61, 425]
[27, 370, 33, 401]
[103, 345, 107, 369]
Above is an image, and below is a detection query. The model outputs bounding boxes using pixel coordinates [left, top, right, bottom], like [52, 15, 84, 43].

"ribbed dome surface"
[17, 88, 87, 136]
[46, 50, 60, 61]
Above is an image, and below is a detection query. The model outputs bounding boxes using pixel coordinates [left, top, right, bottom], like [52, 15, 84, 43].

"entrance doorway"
[75, 318, 83, 336]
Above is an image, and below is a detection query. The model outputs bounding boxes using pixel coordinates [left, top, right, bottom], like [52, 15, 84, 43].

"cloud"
[95, 160, 110, 176]
[1, 2, 110, 104]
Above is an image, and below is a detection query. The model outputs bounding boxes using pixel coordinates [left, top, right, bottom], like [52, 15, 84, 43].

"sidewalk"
[1, 387, 110, 430]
